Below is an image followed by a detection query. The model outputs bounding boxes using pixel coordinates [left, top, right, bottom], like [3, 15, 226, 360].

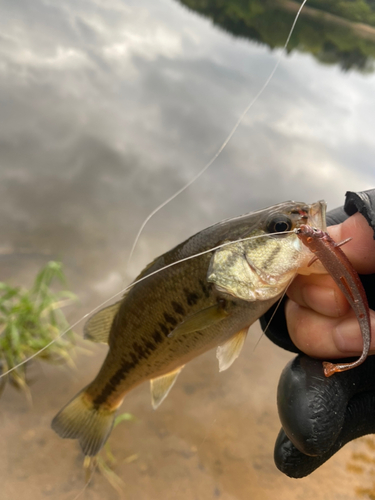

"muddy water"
[1, 1, 375, 499]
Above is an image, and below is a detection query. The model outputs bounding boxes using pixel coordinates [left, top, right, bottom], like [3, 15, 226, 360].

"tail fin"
[51, 388, 116, 456]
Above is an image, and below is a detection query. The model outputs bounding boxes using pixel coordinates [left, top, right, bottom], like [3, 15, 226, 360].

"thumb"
[327, 212, 375, 275]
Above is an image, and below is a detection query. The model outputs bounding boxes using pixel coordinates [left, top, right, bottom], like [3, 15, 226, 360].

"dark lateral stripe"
[152, 330, 163, 343]
[93, 359, 136, 407]
[184, 289, 199, 306]
[172, 301, 185, 315]
[132, 341, 146, 358]
[93, 336, 159, 407]
[145, 340, 155, 351]
[159, 322, 170, 336]
[199, 279, 210, 298]
[163, 312, 178, 326]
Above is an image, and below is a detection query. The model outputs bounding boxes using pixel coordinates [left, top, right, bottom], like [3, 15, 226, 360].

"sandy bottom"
[1, 320, 374, 500]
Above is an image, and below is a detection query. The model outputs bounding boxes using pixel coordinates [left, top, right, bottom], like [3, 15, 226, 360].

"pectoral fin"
[168, 302, 229, 338]
[150, 366, 184, 409]
[83, 301, 122, 344]
[216, 327, 248, 372]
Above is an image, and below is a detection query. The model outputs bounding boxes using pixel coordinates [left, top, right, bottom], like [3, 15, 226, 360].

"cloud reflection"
[0, 0, 374, 293]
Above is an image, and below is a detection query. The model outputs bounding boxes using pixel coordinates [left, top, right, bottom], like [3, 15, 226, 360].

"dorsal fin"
[83, 301, 122, 344]
[216, 327, 248, 372]
[150, 366, 184, 409]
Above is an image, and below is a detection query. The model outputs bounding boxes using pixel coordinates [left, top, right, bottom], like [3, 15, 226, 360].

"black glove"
[260, 189, 375, 478]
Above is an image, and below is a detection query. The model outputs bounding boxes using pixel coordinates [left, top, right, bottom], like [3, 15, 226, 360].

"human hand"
[260, 189, 375, 477]
[285, 211, 375, 360]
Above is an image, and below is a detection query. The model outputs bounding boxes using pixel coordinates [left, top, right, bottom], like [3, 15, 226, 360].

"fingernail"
[333, 319, 362, 353]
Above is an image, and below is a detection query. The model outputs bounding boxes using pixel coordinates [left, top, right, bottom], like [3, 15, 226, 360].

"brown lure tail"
[323, 359, 364, 377]
[51, 388, 117, 456]
[297, 225, 371, 377]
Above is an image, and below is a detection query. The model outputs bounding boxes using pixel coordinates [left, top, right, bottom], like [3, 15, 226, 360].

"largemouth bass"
[52, 200, 326, 456]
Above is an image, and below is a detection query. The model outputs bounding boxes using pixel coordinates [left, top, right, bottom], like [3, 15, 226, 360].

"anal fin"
[150, 366, 184, 409]
[83, 301, 121, 344]
[216, 327, 248, 372]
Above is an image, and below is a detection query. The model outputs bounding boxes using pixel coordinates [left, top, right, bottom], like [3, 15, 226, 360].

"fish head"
[207, 200, 327, 301]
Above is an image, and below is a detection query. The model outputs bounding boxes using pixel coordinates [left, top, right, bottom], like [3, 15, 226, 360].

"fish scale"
[51, 200, 326, 456]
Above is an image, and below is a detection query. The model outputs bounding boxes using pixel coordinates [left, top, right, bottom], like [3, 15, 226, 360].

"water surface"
[1, 1, 375, 498]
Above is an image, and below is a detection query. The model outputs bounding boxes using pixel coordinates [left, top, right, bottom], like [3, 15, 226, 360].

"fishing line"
[252, 273, 297, 352]
[126, 0, 309, 268]
[70, 459, 98, 500]
[3, 1, 310, 379]
[7, 2, 310, 498]
[71, 478, 91, 500]
[185, 274, 297, 493]
[0, 230, 297, 380]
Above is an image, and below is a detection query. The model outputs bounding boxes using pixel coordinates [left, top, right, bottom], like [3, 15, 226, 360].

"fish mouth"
[295, 200, 328, 275]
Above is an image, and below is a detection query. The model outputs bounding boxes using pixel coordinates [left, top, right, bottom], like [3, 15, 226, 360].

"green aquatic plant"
[84, 412, 137, 495]
[1, 262, 137, 495]
[0, 261, 77, 396]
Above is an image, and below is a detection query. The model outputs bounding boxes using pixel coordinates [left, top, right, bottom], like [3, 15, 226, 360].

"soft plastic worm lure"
[296, 224, 371, 377]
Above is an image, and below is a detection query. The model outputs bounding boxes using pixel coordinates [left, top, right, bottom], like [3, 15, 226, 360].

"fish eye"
[266, 215, 293, 234]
